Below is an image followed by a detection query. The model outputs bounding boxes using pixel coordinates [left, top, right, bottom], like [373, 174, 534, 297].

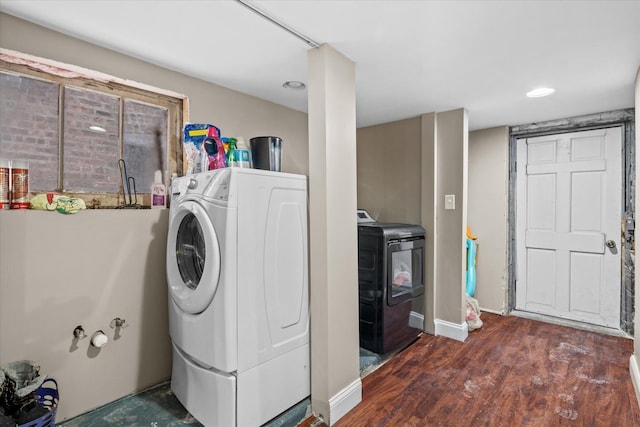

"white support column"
[435, 108, 469, 334]
[421, 113, 437, 335]
[424, 108, 469, 341]
[308, 44, 361, 425]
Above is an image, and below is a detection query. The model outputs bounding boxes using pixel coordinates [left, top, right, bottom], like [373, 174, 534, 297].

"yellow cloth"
[30, 193, 86, 214]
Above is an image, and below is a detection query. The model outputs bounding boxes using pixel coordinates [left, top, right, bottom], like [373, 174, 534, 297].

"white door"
[516, 127, 622, 328]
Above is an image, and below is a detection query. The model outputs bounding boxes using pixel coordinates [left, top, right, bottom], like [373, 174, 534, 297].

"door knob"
[606, 240, 616, 248]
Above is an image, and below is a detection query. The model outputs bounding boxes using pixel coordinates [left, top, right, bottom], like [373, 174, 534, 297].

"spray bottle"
[227, 138, 239, 167]
[151, 170, 166, 209]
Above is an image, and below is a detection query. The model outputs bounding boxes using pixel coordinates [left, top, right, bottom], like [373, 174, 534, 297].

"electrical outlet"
[445, 194, 455, 210]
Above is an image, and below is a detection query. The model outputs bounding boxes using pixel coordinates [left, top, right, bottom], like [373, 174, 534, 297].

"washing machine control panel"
[213, 174, 230, 201]
[193, 169, 230, 202]
[169, 169, 233, 206]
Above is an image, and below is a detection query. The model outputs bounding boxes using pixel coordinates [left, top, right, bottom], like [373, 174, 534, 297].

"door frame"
[508, 109, 636, 333]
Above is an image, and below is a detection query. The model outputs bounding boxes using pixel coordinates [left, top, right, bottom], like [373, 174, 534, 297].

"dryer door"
[167, 200, 221, 314]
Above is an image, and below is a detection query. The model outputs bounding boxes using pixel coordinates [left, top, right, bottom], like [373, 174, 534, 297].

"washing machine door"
[167, 200, 221, 314]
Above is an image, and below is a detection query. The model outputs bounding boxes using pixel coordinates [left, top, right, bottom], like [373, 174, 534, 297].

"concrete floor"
[56, 350, 385, 427]
[56, 381, 310, 427]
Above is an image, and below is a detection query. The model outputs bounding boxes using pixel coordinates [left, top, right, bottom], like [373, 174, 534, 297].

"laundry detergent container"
[250, 136, 282, 171]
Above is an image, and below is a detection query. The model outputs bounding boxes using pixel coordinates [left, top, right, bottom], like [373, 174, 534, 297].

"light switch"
[445, 194, 455, 210]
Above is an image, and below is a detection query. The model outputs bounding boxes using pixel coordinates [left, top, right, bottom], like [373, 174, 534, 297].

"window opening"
[0, 49, 185, 208]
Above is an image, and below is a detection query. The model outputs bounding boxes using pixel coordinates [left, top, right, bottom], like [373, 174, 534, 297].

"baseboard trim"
[511, 310, 629, 338]
[434, 318, 468, 342]
[630, 355, 640, 408]
[328, 377, 362, 426]
[479, 307, 503, 315]
[409, 311, 425, 330]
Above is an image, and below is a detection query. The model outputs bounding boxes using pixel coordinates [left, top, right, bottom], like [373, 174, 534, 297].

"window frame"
[0, 48, 187, 209]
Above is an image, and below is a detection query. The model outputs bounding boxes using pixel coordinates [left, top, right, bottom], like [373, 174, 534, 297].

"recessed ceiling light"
[283, 81, 306, 90]
[89, 125, 106, 133]
[526, 88, 555, 98]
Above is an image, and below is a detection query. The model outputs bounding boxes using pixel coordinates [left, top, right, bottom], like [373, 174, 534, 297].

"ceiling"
[1, 0, 639, 131]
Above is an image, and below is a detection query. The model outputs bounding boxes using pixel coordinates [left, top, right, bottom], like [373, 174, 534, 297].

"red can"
[0, 159, 9, 209]
[10, 159, 30, 209]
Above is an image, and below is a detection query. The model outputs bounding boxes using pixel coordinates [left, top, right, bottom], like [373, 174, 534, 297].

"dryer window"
[387, 238, 425, 305]
[176, 213, 206, 290]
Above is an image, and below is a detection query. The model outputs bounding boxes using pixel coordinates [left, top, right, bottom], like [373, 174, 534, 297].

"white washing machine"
[166, 168, 310, 427]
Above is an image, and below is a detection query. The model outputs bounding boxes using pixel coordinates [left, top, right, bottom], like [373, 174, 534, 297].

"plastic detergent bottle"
[234, 137, 251, 168]
[151, 170, 166, 209]
[221, 137, 230, 155]
[167, 172, 178, 208]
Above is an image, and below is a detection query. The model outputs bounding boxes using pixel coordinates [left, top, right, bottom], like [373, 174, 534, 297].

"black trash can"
[250, 136, 282, 171]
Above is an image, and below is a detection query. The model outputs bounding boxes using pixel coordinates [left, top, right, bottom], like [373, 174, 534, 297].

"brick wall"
[64, 87, 120, 192]
[0, 72, 59, 191]
[123, 100, 167, 191]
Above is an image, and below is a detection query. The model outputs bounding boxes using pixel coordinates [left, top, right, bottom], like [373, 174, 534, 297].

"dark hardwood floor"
[308, 313, 639, 426]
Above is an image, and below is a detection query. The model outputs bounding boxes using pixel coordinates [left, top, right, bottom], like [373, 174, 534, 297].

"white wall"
[357, 117, 422, 224]
[468, 127, 510, 313]
[308, 44, 361, 425]
[0, 210, 169, 420]
[421, 113, 437, 334]
[434, 109, 468, 329]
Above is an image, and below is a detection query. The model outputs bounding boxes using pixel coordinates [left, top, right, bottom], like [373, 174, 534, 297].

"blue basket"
[18, 378, 58, 427]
